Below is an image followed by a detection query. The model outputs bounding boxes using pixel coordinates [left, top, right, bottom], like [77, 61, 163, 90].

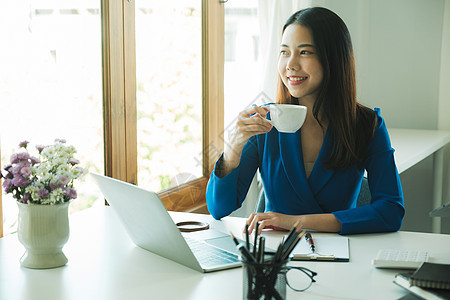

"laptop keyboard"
[185, 237, 241, 269]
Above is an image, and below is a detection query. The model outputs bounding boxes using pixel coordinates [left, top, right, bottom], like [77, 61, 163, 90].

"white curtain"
[228, 1, 312, 218]
[257, 0, 312, 101]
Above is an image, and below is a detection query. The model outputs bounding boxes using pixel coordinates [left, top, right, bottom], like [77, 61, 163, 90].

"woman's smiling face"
[278, 24, 323, 103]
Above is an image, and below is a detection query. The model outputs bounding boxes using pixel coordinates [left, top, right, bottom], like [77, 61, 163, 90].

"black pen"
[282, 221, 303, 254]
[253, 222, 259, 257]
[237, 243, 257, 263]
[245, 223, 250, 251]
[282, 230, 306, 260]
[258, 236, 265, 263]
[281, 226, 298, 255]
[272, 236, 285, 263]
[305, 233, 315, 253]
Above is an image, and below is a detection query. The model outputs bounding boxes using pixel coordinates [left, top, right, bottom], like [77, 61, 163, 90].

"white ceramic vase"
[17, 201, 70, 269]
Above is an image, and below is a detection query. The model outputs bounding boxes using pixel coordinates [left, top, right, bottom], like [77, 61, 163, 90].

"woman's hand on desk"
[246, 212, 342, 235]
[246, 212, 300, 235]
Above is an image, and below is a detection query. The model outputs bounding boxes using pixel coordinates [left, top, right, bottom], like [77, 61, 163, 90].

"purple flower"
[11, 152, 30, 164]
[55, 138, 66, 144]
[30, 156, 40, 164]
[37, 188, 49, 198]
[50, 182, 59, 191]
[19, 140, 29, 148]
[11, 176, 29, 187]
[19, 194, 30, 204]
[2, 179, 13, 193]
[64, 187, 77, 200]
[35, 145, 46, 153]
[11, 165, 25, 176]
[58, 175, 70, 186]
[18, 152, 30, 161]
[10, 154, 18, 164]
[20, 166, 32, 176]
[68, 158, 80, 165]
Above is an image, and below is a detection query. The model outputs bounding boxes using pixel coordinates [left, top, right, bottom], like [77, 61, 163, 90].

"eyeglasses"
[284, 266, 318, 292]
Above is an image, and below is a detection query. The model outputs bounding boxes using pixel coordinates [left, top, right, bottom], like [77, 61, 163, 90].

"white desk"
[1, 207, 449, 300]
[389, 128, 450, 175]
[389, 128, 450, 233]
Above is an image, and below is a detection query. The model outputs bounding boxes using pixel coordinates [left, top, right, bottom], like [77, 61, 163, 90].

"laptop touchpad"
[182, 228, 228, 240]
[205, 236, 242, 255]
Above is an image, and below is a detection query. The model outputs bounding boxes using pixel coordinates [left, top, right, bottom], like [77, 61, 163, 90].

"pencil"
[230, 233, 240, 247]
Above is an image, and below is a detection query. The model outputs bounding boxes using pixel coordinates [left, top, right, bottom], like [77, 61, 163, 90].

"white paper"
[292, 236, 349, 261]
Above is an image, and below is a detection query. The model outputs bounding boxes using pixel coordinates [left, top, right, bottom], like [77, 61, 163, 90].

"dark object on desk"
[409, 262, 450, 290]
[236, 225, 317, 299]
[429, 201, 450, 217]
[175, 221, 209, 232]
[393, 272, 450, 300]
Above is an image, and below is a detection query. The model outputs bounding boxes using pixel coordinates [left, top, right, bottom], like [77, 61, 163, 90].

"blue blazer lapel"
[308, 128, 335, 196]
[278, 132, 319, 208]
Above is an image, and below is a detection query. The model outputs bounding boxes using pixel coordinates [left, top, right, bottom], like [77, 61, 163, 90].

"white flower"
[4, 140, 84, 205]
[57, 164, 70, 174]
[71, 167, 84, 178]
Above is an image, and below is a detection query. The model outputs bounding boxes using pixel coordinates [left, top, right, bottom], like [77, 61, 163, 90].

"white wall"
[311, 0, 450, 232]
[438, 0, 450, 233]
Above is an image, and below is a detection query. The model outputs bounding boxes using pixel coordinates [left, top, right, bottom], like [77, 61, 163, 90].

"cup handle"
[264, 105, 273, 125]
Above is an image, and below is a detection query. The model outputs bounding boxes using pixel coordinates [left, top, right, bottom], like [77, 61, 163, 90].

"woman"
[206, 7, 404, 235]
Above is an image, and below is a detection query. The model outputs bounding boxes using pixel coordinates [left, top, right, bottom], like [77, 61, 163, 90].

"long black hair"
[276, 7, 377, 169]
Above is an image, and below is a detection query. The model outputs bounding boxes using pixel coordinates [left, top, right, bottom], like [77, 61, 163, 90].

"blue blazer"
[206, 109, 405, 235]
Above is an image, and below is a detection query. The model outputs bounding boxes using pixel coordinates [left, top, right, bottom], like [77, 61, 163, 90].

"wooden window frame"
[101, 0, 224, 213]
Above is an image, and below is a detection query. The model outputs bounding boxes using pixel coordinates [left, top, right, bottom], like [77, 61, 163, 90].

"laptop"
[90, 173, 242, 273]
[429, 201, 450, 217]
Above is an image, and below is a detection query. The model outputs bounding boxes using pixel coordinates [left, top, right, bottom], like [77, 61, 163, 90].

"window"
[102, 0, 224, 212]
[224, 1, 262, 140]
[0, 1, 103, 235]
[0, 1, 224, 235]
[135, 1, 203, 193]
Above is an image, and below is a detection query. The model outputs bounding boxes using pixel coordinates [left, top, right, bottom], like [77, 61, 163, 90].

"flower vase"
[17, 201, 70, 269]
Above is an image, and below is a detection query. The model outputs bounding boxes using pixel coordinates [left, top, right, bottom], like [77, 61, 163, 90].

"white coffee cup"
[266, 104, 307, 133]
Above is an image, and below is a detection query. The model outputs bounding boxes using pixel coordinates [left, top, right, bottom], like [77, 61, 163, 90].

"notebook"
[290, 234, 349, 262]
[408, 262, 450, 290]
[394, 272, 450, 300]
[90, 173, 242, 273]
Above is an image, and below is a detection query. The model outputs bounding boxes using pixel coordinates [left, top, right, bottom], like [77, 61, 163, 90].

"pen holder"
[243, 258, 287, 300]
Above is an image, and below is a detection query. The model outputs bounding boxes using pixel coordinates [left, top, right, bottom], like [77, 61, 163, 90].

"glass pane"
[0, 1, 103, 235]
[136, 0, 202, 192]
[224, 1, 261, 134]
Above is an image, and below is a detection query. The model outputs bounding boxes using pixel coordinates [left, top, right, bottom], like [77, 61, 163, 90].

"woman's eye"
[301, 50, 313, 55]
[280, 50, 288, 55]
